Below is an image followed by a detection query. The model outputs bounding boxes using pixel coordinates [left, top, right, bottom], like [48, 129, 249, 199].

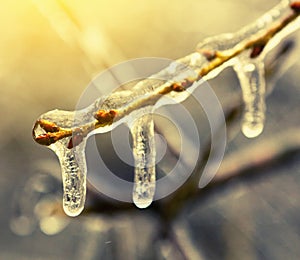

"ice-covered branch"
[32, 0, 300, 216]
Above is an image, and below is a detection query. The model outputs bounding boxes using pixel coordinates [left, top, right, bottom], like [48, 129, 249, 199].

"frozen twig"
[33, 1, 300, 148]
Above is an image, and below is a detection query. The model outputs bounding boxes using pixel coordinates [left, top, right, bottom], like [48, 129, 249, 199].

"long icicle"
[234, 59, 266, 138]
[58, 144, 87, 217]
[131, 114, 156, 208]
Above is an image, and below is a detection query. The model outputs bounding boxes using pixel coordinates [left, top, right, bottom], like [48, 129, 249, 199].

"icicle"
[32, 109, 88, 217]
[130, 113, 156, 208]
[234, 59, 266, 138]
[56, 143, 87, 217]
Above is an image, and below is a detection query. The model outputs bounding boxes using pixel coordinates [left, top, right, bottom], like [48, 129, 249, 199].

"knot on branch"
[94, 109, 118, 126]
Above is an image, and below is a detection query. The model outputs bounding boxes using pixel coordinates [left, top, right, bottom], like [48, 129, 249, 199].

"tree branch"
[33, 1, 300, 148]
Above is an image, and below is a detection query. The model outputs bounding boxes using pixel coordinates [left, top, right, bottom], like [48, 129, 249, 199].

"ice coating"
[197, 0, 293, 55]
[130, 113, 156, 208]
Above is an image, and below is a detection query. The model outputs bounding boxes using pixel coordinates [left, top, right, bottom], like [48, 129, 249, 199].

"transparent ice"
[234, 59, 266, 138]
[130, 112, 156, 208]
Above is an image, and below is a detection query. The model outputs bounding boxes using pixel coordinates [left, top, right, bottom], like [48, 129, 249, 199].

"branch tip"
[291, 1, 300, 13]
[34, 133, 53, 146]
[38, 119, 60, 133]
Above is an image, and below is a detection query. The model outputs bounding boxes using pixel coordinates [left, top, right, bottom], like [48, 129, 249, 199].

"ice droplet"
[234, 59, 266, 138]
[130, 113, 156, 208]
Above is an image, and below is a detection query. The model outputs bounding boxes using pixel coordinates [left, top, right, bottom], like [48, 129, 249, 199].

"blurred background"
[0, 0, 300, 259]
